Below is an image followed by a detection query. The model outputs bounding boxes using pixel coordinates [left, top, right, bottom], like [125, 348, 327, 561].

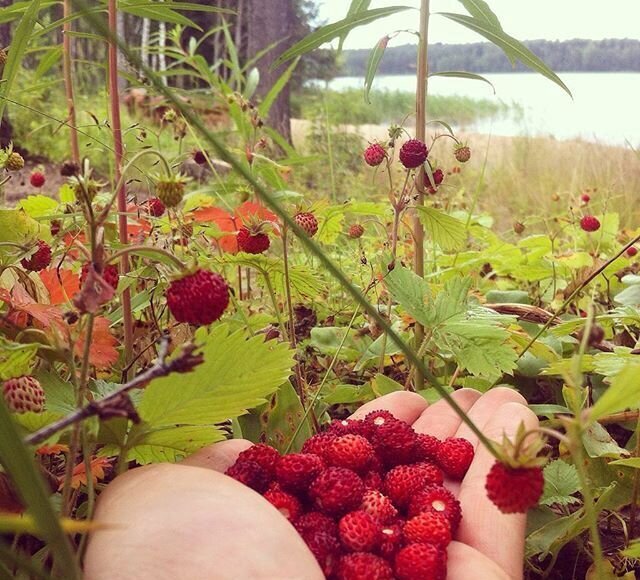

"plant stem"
[282, 227, 297, 351]
[108, 0, 134, 379]
[412, 0, 430, 390]
[62, 0, 80, 164]
[107, 244, 186, 272]
[628, 416, 640, 539]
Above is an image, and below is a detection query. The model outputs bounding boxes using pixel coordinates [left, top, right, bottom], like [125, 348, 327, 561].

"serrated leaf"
[35, 371, 76, 415]
[0, 337, 38, 380]
[384, 266, 431, 327]
[415, 206, 467, 251]
[541, 461, 580, 507]
[18, 195, 58, 218]
[0, 209, 48, 261]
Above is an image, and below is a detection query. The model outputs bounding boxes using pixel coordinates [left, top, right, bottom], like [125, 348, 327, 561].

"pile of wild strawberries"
[225, 410, 475, 579]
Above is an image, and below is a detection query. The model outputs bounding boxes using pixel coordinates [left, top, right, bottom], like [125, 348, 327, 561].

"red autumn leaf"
[39, 268, 80, 305]
[61, 456, 112, 490]
[36, 443, 70, 456]
[235, 200, 279, 225]
[190, 206, 238, 252]
[74, 316, 119, 369]
[0, 284, 63, 328]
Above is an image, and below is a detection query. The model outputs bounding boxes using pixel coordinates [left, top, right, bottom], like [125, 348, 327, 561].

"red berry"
[408, 485, 462, 532]
[378, 522, 403, 559]
[81, 263, 119, 290]
[454, 145, 471, 163]
[304, 530, 341, 577]
[399, 139, 428, 169]
[301, 433, 336, 458]
[580, 215, 601, 232]
[348, 223, 365, 239]
[225, 460, 270, 493]
[413, 461, 444, 485]
[293, 212, 318, 237]
[363, 143, 387, 167]
[627, 246, 638, 258]
[21, 240, 52, 272]
[362, 470, 384, 492]
[166, 269, 230, 326]
[415, 433, 441, 461]
[426, 168, 444, 194]
[336, 552, 394, 580]
[327, 418, 370, 438]
[394, 542, 447, 580]
[237, 226, 270, 254]
[193, 150, 207, 165]
[485, 462, 544, 513]
[295, 511, 338, 539]
[368, 415, 417, 466]
[2, 376, 45, 413]
[30, 172, 46, 188]
[385, 465, 431, 508]
[581, 193, 590, 203]
[436, 437, 474, 480]
[403, 511, 451, 548]
[309, 467, 365, 516]
[325, 434, 374, 473]
[360, 489, 398, 524]
[338, 510, 381, 552]
[147, 197, 166, 217]
[275, 453, 324, 492]
[263, 488, 302, 522]
[236, 444, 280, 476]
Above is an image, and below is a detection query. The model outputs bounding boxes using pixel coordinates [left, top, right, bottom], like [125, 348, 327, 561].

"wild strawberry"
[436, 437, 474, 480]
[60, 161, 80, 177]
[454, 144, 471, 163]
[5, 151, 24, 171]
[193, 149, 207, 165]
[336, 553, 394, 580]
[327, 418, 370, 438]
[295, 511, 338, 539]
[362, 470, 384, 492]
[21, 240, 52, 272]
[146, 197, 166, 217]
[581, 193, 590, 203]
[293, 212, 318, 238]
[309, 467, 365, 516]
[368, 415, 417, 465]
[304, 530, 341, 577]
[275, 453, 324, 492]
[166, 269, 229, 326]
[325, 434, 374, 473]
[301, 433, 336, 458]
[580, 215, 601, 232]
[363, 410, 396, 427]
[394, 543, 447, 580]
[2, 376, 45, 414]
[513, 221, 526, 235]
[413, 461, 444, 486]
[236, 444, 280, 476]
[415, 433, 441, 461]
[360, 489, 398, 524]
[81, 263, 119, 290]
[225, 460, 270, 493]
[50, 220, 61, 237]
[426, 168, 444, 193]
[378, 522, 403, 559]
[408, 485, 462, 532]
[155, 174, 187, 208]
[30, 171, 45, 188]
[485, 462, 544, 513]
[399, 139, 428, 169]
[338, 510, 381, 552]
[627, 246, 638, 258]
[363, 143, 386, 167]
[263, 488, 302, 522]
[237, 226, 270, 254]
[72, 177, 101, 202]
[348, 223, 365, 239]
[384, 465, 431, 508]
[403, 511, 451, 548]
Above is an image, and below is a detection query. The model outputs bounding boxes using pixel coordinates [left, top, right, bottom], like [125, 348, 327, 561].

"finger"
[349, 391, 428, 424]
[454, 386, 527, 447]
[457, 402, 538, 580]
[181, 439, 253, 472]
[447, 541, 511, 580]
[411, 389, 482, 439]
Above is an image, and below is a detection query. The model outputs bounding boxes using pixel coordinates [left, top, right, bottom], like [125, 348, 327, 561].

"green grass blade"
[364, 36, 389, 103]
[428, 70, 496, 94]
[258, 57, 300, 117]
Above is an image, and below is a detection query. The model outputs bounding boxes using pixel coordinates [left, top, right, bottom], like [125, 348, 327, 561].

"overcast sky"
[316, 1, 640, 48]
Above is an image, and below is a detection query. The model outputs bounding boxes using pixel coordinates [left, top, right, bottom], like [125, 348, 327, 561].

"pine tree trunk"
[246, 0, 293, 143]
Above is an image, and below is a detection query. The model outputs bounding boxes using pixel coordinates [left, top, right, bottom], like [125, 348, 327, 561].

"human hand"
[85, 387, 537, 579]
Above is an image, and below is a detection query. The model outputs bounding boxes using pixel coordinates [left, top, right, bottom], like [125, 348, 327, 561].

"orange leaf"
[74, 316, 119, 369]
[36, 443, 70, 456]
[39, 269, 80, 305]
[235, 201, 278, 225]
[190, 206, 238, 252]
[0, 284, 63, 328]
[61, 457, 112, 490]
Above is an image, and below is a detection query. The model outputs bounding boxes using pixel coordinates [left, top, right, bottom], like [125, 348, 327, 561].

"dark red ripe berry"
[627, 246, 638, 258]
[580, 215, 601, 232]
[348, 223, 365, 239]
[363, 143, 386, 167]
[415, 433, 441, 461]
[30, 172, 46, 188]
[485, 462, 544, 513]
[399, 139, 428, 169]
[385, 465, 431, 508]
[427, 168, 444, 193]
[581, 193, 590, 203]
[225, 460, 270, 493]
[309, 467, 365, 516]
[305, 530, 341, 577]
[436, 437, 474, 480]
[394, 542, 447, 580]
[193, 150, 207, 165]
[237, 227, 270, 254]
[301, 433, 336, 458]
[295, 511, 338, 539]
[275, 453, 324, 492]
[378, 523, 403, 559]
[147, 197, 166, 217]
[338, 510, 381, 552]
[293, 212, 318, 238]
[236, 444, 280, 476]
[336, 552, 394, 580]
[369, 415, 417, 466]
[263, 488, 302, 522]
[50, 220, 61, 237]
[166, 269, 230, 326]
[21, 240, 52, 272]
[81, 263, 119, 290]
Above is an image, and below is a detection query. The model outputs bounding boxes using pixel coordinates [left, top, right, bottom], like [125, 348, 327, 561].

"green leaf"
[610, 458, 640, 469]
[18, 195, 58, 219]
[339, 0, 372, 51]
[364, 36, 390, 103]
[384, 266, 431, 327]
[582, 422, 630, 459]
[438, 12, 572, 97]
[589, 363, 640, 422]
[622, 540, 640, 558]
[138, 324, 294, 428]
[526, 509, 583, 558]
[125, 426, 222, 464]
[274, 7, 413, 68]
[0, 209, 47, 260]
[456, 0, 502, 29]
[371, 373, 404, 397]
[263, 381, 312, 453]
[429, 70, 496, 94]
[258, 57, 300, 117]
[415, 206, 467, 251]
[0, 338, 38, 380]
[541, 460, 581, 507]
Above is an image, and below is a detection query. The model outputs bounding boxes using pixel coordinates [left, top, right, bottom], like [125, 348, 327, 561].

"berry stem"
[107, 245, 187, 273]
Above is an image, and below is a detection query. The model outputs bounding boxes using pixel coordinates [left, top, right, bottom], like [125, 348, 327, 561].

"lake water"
[326, 73, 640, 147]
